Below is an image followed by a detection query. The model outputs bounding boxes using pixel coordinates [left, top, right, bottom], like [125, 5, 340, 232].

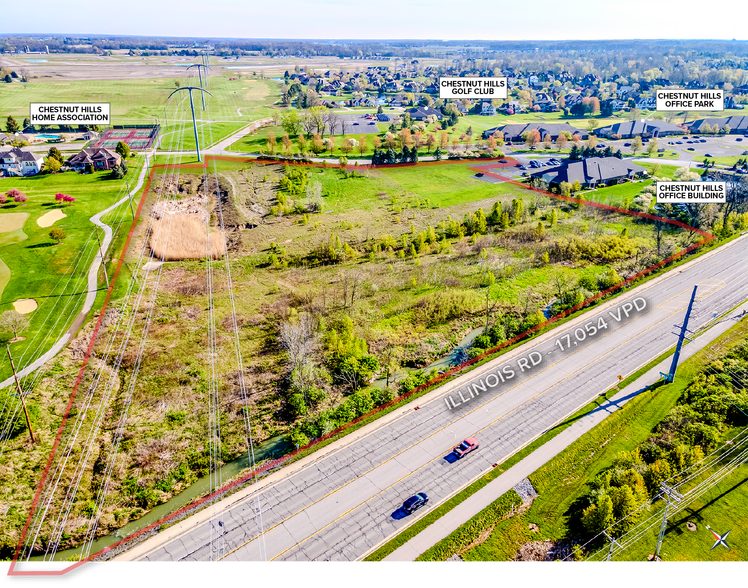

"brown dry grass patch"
[149, 214, 226, 261]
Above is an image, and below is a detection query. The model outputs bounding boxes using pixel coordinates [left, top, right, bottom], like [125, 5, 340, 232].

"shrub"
[414, 290, 481, 326]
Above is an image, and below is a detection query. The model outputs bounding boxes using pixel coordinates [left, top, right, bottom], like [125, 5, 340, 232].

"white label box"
[655, 90, 723, 111]
[30, 103, 110, 125]
[439, 77, 507, 99]
[657, 181, 727, 203]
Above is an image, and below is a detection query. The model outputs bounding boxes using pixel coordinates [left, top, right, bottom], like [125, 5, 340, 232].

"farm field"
[0, 76, 281, 123]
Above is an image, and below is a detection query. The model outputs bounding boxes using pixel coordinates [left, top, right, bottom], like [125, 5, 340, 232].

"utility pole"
[6, 344, 35, 443]
[125, 178, 135, 218]
[187, 64, 211, 111]
[94, 227, 110, 289]
[654, 482, 684, 560]
[663, 285, 697, 383]
[167, 87, 214, 163]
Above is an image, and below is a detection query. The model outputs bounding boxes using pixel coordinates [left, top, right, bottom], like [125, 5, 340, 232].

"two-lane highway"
[120, 234, 748, 562]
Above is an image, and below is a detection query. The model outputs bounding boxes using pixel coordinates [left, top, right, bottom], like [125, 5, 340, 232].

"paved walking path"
[382, 300, 748, 561]
[0, 152, 153, 390]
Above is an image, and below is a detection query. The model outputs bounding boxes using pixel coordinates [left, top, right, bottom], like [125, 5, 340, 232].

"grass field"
[159, 121, 249, 152]
[0, 76, 281, 123]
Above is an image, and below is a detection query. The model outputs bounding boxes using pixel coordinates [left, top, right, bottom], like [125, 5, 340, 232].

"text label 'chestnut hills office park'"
[657, 181, 727, 203]
[655, 89, 724, 111]
[30, 103, 111, 125]
[439, 77, 508, 99]
[443, 298, 648, 411]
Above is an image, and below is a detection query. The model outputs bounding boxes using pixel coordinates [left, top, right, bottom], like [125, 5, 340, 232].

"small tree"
[630, 136, 643, 155]
[6, 115, 19, 133]
[49, 227, 67, 244]
[0, 310, 30, 340]
[115, 140, 131, 159]
[44, 156, 61, 173]
[13, 192, 27, 205]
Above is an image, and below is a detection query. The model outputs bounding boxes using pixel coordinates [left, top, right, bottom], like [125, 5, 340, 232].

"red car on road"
[453, 437, 479, 458]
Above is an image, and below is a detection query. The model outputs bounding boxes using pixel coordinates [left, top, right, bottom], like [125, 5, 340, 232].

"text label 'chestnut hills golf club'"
[439, 77, 508, 99]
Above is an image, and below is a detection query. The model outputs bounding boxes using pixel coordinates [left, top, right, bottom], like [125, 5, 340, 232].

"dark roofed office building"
[595, 120, 683, 138]
[482, 122, 587, 141]
[530, 157, 646, 189]
[684, 115, 748, 134]
[404, 106, 443, 120]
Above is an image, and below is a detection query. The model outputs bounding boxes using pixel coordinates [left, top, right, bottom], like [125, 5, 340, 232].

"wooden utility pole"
[6, 344, 35, 443]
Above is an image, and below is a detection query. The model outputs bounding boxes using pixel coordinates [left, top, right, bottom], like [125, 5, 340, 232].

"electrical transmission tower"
[167, 86, 214, 162]
[654, 482, 684, 560]
[187, 64, 211, 110]
[603, 530, 621, 561]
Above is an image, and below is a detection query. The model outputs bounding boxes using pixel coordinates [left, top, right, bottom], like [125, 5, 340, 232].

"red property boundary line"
[9, 155, 713, 575]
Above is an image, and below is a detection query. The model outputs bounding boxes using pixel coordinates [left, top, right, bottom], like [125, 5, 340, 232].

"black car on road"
[403, 492, 429, 513]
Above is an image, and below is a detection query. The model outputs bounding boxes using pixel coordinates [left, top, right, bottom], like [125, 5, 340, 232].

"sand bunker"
[0, 213, 29, 233]
[37, 209, 67, 228]
[13, 298, 38, 314]
[149, 215, 226, 261]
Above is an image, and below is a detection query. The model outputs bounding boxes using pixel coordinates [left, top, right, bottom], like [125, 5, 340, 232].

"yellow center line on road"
[216, 284, 701, 561]
[266, 287, 705, 561]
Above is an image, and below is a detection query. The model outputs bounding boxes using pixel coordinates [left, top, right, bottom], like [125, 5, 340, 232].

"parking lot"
[602, 133, 748, 162]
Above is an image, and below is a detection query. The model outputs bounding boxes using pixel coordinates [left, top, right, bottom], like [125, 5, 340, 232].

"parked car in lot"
[402, 492, 429, 513]
[453, 437, 480, 458]
[700, 139, 707, 143]
[687, 147, 695, 151]
[368, 122, 376, 125]
[519, 165, 527, 170]
[737, 138, 743, 142]
[705, 153, 713, 157]
[624, 142, 631, 147]
[676, 141, 683, 144]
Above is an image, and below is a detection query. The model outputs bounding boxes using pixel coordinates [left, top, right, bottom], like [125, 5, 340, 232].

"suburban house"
[480, 101, 496, 116]
[594, 120, 683, 139]
[483, 122, 587, 142]
[530, 157, 646, 189]
[0, 148, 44, 176]
[66, 147, 122, 172]
[684, 115, 748, 134]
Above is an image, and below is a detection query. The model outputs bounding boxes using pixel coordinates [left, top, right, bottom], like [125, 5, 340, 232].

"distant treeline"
[2, 36, 748, 70]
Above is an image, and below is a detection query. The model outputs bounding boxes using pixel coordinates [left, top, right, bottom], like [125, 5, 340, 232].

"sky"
[2, 0, 747, 41]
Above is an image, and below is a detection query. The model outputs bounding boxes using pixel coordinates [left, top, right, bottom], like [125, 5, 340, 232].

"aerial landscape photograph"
[0, 0, 747, 586]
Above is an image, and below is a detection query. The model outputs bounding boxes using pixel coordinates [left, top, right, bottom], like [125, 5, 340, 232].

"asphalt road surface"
[122, 234, 748, 562]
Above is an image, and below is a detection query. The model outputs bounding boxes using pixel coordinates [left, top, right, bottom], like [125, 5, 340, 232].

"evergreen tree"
[6, 116, 19, 133]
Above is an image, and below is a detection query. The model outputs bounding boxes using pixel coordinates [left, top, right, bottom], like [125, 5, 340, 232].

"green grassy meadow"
[0, 76, 281, 123]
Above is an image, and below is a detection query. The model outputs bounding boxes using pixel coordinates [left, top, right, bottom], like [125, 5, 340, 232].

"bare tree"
[278, 313, 319, 400]
[325, 112, 340, 137]
[339, 116, 349, 136]
[0, 310, 30, 340]
[339, 270, 364, 307]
